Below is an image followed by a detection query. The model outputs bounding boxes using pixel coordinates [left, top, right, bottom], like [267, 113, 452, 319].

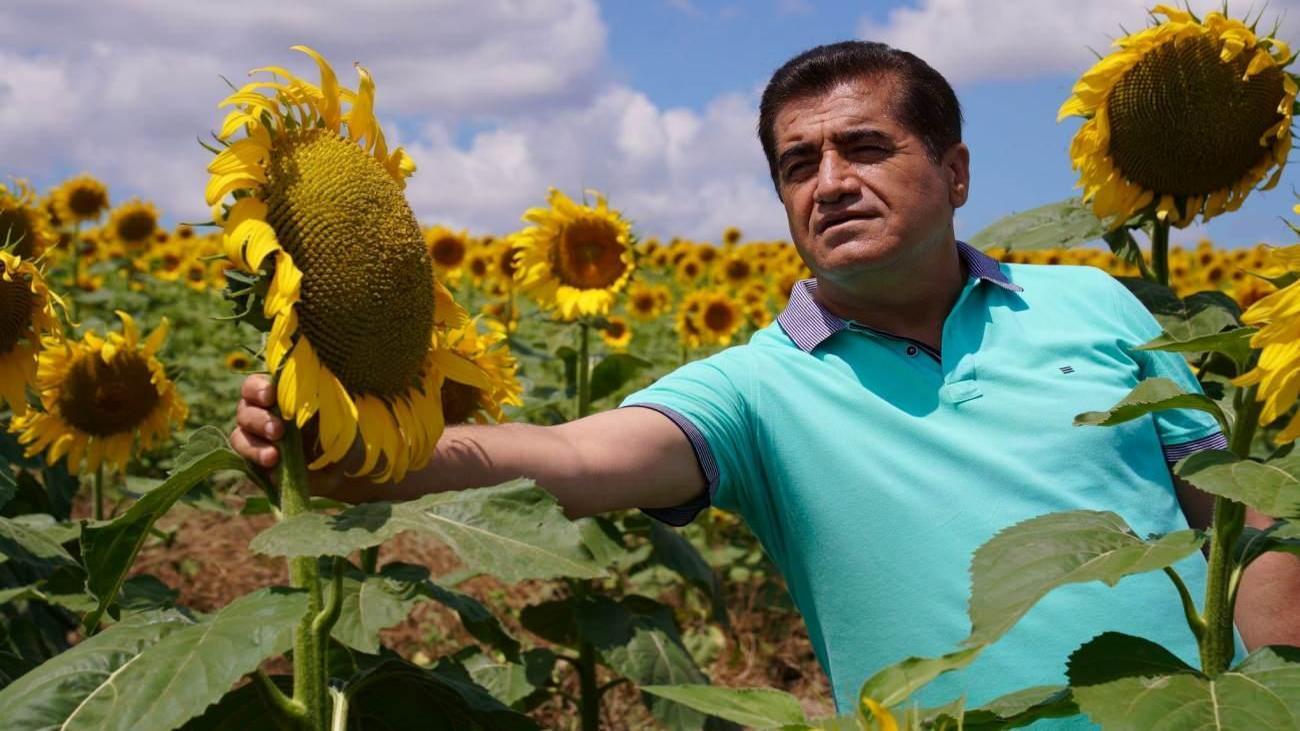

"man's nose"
[813, 151, 856, 204]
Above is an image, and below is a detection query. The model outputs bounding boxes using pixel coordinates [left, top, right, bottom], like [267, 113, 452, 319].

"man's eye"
[784, 161, 812, 178]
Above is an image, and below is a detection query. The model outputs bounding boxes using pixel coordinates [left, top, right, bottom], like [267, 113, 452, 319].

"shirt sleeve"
[618, 350, 755, 526]
[1106, 275, 1229, 462]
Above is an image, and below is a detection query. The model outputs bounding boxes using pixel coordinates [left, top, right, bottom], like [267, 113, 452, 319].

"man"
[232, 42, 1300, 719]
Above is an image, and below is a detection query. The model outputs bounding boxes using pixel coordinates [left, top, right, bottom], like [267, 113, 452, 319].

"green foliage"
[1074, 377, 1229, 434]
[80, 426, 252, 631]
[0, 589, 308, 731]
[968, 197, 1106, 252]
[968, 510, 1205, 646]
[1069, 634, 1300, 729]
[1176, 450, 1300, 519]
[639, 685, 811, 729]
[250, 479, 605, 582]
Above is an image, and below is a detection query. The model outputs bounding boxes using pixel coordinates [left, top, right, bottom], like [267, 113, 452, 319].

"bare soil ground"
[117, 490, 834, 730]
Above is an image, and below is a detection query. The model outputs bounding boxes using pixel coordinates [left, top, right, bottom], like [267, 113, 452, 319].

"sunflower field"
[4, 4, 1300, 730]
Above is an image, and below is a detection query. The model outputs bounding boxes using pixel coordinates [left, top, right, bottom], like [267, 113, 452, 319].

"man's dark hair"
[757, 41, 962, 193]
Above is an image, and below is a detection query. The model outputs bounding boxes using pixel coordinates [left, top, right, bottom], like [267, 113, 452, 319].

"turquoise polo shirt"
[621, 242, 1237, 724]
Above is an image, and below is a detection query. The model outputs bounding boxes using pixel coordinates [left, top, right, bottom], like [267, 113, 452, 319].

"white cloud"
[0, 0, 789, 243]
[402, 87, 787, 242]
[859, 0, 1300, 84]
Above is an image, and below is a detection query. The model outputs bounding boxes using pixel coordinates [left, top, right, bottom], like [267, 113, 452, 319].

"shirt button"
[906, 345, 918, 356]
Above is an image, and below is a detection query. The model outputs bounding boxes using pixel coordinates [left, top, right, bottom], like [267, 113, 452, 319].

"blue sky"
[3, 0, 1298, 248]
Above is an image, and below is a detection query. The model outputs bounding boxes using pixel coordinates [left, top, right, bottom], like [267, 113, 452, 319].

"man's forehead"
[774, 74, 902, 144]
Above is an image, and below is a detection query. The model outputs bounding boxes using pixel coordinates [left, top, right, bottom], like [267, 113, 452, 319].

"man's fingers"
[241, 374, 275, 407]
[230, 427, 279, 468]
[236, 398, 284, 441]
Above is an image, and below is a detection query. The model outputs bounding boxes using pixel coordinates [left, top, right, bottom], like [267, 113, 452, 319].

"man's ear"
[944, 142, 971, 208]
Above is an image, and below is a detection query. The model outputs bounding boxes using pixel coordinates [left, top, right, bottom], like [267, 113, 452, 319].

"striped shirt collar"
[776, 240, 1023, 353]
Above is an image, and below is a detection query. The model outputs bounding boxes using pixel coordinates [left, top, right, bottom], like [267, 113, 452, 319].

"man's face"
[772, 74, 969, 282]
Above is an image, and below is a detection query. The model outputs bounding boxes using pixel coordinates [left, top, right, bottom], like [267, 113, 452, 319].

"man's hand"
[232, 374, 283, 469]
[229, 374, 710, 519]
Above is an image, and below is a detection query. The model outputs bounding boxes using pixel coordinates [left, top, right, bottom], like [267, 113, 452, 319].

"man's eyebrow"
[776, 128, 893, 171]
[831, 127, 890, 146]
[776, 141, 817, 172]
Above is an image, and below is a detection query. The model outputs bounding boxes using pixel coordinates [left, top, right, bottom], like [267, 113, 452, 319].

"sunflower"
[714, 249, 754, 288]
[1058, 5, 1297, 227]
[676, 292, 709, 349]
[425, 226, 469, 283]
[225, 351, 253, 370]
[0, 252, 63, 415]
[721, 226, 743, 246]
[515, 188, 635, 320]
[464, 247, 492, 288]
[9, 312, 185, 475]
[50, 174, 110, 225]
[0, 181, 56, 259]
[104, 199, 160, 255]
[205, 46, 488, 482]
[625, 281, 663, 321]
[439, 319, 522, 425]
[599, 315, 632, 350]
[675, 252, 706, 285]
[693, 291, 745, 346]
[493, 236, 524, 285]
[1234, 235, 1300, 441]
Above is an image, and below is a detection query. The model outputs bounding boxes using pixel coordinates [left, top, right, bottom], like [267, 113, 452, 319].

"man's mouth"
[815, 212, 876, 235]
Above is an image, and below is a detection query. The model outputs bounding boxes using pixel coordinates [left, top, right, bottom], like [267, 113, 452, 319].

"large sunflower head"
[206, 46, 488, 482]
[1059, 5, 1297, 228]
[9, 312, 185, 475]
[0, 181, 56, 260]
[0, 252, 64, 415]
[105, 199, 160, 253]
[50, 174, 110, 225]
[515, 188, 635, 320]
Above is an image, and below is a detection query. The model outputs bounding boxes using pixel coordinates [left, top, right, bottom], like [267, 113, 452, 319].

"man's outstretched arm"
[231, 374, 708, 518]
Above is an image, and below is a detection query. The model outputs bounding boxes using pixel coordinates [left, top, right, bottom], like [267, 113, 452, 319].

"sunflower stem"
[360, 546, 379, 574]
[277, 421, 328, 729]
[577, 322, 592, 418]
[1200, 383, 1260, 675]
[1150, 219, 1171, 287]
[92, 466, 104, 522]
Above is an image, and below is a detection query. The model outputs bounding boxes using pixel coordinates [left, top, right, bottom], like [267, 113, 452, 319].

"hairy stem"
[278, 421, 327, 728]
[1150, 219, 1171, 287]
[578, 322, 592, 418]
[1200, 384, 1261, 674]
[92, 466, 104, 522]
[253, 668, 306, 728]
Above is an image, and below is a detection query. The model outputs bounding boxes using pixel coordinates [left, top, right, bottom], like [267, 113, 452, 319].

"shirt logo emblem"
[1059, 365, 1075, 374]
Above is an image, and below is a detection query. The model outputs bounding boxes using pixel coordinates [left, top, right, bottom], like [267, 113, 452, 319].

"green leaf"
[520, 597, 579, 647]
[590, 353, 654, 403]
[577, 595, 711, 729]
[1070, 634, 1300, 730]
[0, 515, 79, 574]
[416, 572, 521, 661]
[251, 479, 604, 582]
[1118, 278, 1243, 326]
[81, 426, 251, 631]
[640, 685, 810, 729]
[179, 674, 291, 731]
[0, 588, 307, 731]
[647, 522, 728, 626]
[577, 515, 632, 567]
[0, 467, 15, 511]
[328, 562, 423, 654]
[118, 574, 179, 614]
[969, 197, 1106, 252]
[952, 685, 1079, 730]
[346, 656, 540, 730]
[556, 345, 578, 399]
[968, 510, 1206, 646]
[1177, 451, 1300, 519]
[457, 646, 555, 709]
[1235, 521, 1300, 568]
[0, 584, 42, 604]
[857, 646, 983, 709]
[1139, 324, 1256, 368]
[0, 609, 195, 729]
[1074, 377, 1228, 435]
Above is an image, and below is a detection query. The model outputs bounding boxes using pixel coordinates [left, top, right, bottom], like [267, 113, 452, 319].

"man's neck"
[811, 240, 966, 350]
